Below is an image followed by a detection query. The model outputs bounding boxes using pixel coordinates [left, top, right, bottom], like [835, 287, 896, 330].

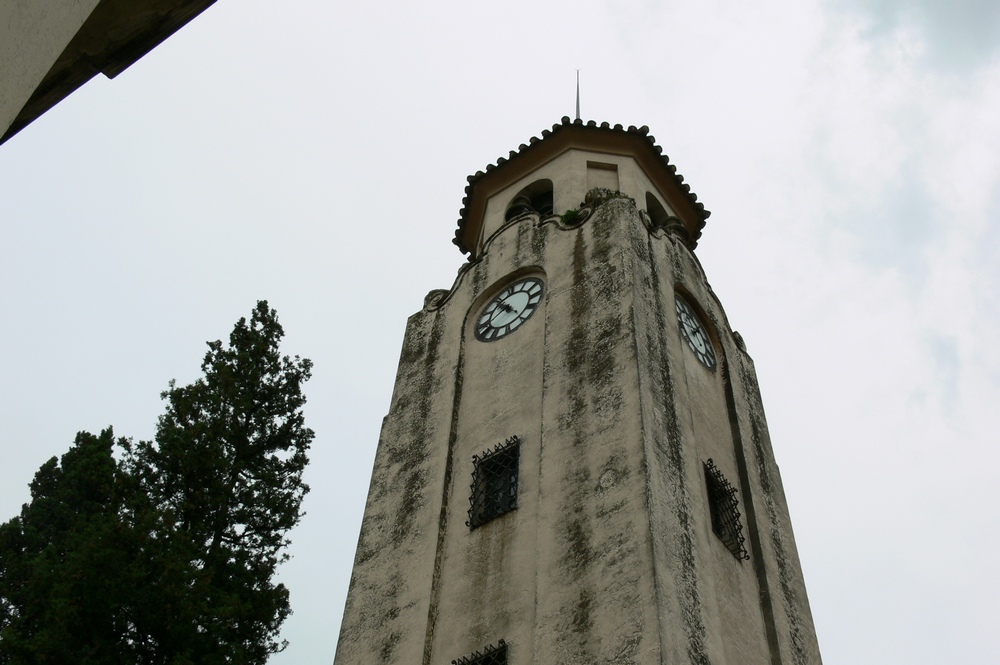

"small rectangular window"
[467, 437, 520, 529]
[452, 639, 508, 665]
[586, 160, 619, 191]
[704, 459, 750, 561]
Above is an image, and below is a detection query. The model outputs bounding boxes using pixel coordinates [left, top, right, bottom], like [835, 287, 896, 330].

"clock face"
[475, 277, 544, 341]
[675, 295, 716, 370]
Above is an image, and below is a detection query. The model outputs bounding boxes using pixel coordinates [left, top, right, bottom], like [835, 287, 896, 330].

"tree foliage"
[0, 429, 138, 663]
[0, 302, 313, 664]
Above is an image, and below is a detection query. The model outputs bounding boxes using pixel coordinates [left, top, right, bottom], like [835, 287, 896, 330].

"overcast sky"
[2, 0, 999, 662]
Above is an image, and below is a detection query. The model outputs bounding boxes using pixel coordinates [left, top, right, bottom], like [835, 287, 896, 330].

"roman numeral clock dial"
[475, 277, 544, 341]
[675, 294, 717, 370]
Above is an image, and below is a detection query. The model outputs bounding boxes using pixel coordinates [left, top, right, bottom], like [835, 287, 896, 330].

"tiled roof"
[453, 117, 711, 254]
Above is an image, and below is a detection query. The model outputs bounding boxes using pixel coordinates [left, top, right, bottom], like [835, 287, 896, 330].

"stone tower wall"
[334, 153, 821, 665]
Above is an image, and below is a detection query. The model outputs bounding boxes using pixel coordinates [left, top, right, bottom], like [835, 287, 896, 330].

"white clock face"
[475, 277, 544, 341]
[675, 295, 716, 370]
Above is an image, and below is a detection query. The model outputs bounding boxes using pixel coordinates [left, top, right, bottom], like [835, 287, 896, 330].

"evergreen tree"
[0, 429, 137, 663]
[0, 302, 312, 663]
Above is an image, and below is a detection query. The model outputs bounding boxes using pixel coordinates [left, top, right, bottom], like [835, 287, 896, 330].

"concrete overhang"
[454, 118, 710, 259]
[1, 0, 216, 146]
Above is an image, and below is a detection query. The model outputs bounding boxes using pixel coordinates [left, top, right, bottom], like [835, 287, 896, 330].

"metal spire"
[575, 70, 581, 121]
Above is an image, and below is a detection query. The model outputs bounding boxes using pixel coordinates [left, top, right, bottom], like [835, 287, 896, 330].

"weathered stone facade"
[334, 119, 821, 665]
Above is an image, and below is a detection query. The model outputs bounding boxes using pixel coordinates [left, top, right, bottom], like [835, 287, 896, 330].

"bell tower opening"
[646, 191, 671, 227]
[504, 179, 554, 221]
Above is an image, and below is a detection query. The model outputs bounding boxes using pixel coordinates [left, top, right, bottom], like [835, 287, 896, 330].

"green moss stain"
[567, 231, 590, 375]
[420, 310, 459, 665]
[353, 510, 386, 566]
[345, 308, 447, 663]
[515, 215, 534, 266]
[646, 233, 710, 664]
[398, 326, 426, 368]
[552, 228, 600, 662]
[393, 467, 427, 543]
[388, 315, 444, 548]
[589, 201, 617, 267]
[553, 198, 662, 662]
[471, 254, 489, 297]
[565, 512, 595, 573]
[610, 632, 643, 664]
[532, 220, 549, 258]
[584, 187, 635, 210]
[561, 208, 584, 226]
[565, 203, 630, 396]
[589, 316, 622, 388]
[573, 587, 595, 634]
[749, 411, 809, 665]
[379, 630, 401, 663]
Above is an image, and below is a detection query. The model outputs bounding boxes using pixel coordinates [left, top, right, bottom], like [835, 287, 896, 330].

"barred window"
[467, 436, 520, 529]
[452, 639, 507, 665]
[704, 459, 750, 561]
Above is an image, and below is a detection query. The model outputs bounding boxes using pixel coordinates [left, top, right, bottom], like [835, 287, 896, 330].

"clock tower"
[333, 118, 822, 664]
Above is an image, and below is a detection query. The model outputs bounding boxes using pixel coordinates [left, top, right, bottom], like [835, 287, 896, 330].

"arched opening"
[645, 192, 670, 228]
[505, 179, 554, 222]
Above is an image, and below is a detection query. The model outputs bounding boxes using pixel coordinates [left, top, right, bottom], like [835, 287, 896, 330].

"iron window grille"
[467, 436, 520, 529]
[704, 459, 750, 561]
[452, 639, 508, 665]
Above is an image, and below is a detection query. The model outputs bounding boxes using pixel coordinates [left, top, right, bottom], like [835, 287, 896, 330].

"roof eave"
[1, 0, 217, 146]
[454, 118, 710, 257]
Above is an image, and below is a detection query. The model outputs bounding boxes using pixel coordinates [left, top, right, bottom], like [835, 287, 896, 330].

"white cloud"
[830, 0, 1000, 69]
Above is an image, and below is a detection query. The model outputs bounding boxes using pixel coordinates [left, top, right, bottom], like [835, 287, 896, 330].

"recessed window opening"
[704, 459, 750, 561]
[504, 179, 554, 221]
[587, 160, 619, 191]
[452, 639, 508, 665]
[467, 436, 520, 529]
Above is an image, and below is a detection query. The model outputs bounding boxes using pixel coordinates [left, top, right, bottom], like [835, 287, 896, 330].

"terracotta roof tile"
[454, 117, 710, 254]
